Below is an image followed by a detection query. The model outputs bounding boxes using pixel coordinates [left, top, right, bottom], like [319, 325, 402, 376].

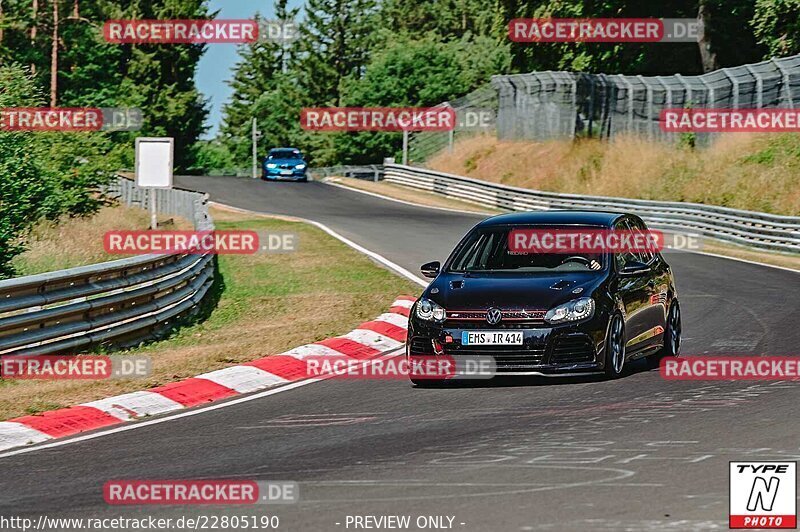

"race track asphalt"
[0, 176, 798, 531]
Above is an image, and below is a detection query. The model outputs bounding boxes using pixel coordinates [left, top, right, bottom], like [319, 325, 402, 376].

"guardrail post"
[743, 65, 763, 108]
[638, 76, 655, 141]
[587, 75, 595, 138]
[722, 68, 739, 108]
[772, 58, 794, 107]
[621, 77, 635, 135]
[654, 77, 671, 141]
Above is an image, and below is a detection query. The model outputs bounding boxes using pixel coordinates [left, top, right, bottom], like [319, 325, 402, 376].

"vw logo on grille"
[486, 307, 502, 325]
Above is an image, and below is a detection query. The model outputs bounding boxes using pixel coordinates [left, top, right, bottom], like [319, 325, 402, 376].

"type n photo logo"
[730, 462, 796, 529]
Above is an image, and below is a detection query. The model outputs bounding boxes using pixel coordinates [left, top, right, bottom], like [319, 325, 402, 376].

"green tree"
[753, 0, 800, 57]
[0, 64, 81, 277]
[377, 0, 499, 39]
[294, 0, 377, 106]
[190, 139, 236, 173]
[331, 33, 510, 164]
[220, 3, 301, 166]
[505, 0, 705, 75]
[106, 0, 209, 170]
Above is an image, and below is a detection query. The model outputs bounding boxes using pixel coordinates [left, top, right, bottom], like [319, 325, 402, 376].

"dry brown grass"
[428, 133, 800, 215]
[11, 204, 192, 275]
[0, 206, 419, 420]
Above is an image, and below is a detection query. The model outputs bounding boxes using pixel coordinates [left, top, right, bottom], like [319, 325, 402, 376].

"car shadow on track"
[411, 357, 658, 389]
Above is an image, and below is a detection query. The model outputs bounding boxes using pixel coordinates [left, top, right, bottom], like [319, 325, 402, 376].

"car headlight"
[295, 164, 306, 169]
[415, 298, 446, 322]
[266, 163, 277, 169]
[545, 297, 595, 324]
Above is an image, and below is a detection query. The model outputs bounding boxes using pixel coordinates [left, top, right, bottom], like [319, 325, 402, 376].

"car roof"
[269, 147, 300, 152]
[476, 210, 630, 228]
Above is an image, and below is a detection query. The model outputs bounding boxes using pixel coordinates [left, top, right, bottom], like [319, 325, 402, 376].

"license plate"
[280, 170, 293, 175]
[461, 331, 523, 345]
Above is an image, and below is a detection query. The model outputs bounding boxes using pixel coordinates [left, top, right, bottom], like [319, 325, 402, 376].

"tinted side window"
[614, 219, 638, 270]
[629, 218, 655, 264]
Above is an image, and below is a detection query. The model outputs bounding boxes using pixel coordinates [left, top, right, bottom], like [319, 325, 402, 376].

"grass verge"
[427, 133, 800, 215]
[11, 204, 191, 275]
[0, 206, 420, 420]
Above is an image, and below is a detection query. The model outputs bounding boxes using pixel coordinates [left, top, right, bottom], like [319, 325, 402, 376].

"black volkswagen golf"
[407, 211, 681, 382]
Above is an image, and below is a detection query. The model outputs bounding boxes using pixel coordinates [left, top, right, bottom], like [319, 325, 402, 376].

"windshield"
[448, 226, 605, 273]
[269, 150, 302, 160]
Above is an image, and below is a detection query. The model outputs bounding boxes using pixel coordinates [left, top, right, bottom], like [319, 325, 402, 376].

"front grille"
[446, 309, 546, 321]
[445, 309, 545, 329]
[550, 335, 596, 364]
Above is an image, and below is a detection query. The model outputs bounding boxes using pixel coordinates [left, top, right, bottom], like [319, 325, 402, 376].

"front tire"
[604, 314, 626, 379]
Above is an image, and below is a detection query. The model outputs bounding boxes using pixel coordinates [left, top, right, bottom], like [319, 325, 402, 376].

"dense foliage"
[0, 0, 209, 275]
[219, 0, 796, 167]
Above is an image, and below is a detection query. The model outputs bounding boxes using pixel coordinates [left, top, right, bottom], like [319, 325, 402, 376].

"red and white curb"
[0, 297, 415, 452]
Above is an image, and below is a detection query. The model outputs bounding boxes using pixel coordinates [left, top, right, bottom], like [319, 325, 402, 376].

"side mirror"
[620, 260, 650, 276]
[420, 261, 440, 279]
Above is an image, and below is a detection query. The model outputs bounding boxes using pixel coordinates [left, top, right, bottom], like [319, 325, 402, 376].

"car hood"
[426, 271, 606, 310]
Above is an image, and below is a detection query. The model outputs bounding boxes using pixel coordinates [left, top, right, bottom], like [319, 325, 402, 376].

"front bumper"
[263, 168, 307, 180]
[408, 315, 609, 376]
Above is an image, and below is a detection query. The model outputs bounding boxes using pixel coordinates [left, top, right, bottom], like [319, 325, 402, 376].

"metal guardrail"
[383, 164, 800, 253]
[0, 177, 217, 356]
[310, 165, 383, 181]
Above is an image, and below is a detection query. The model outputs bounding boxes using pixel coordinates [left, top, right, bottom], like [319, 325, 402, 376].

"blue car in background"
[262, 148, 308, 182]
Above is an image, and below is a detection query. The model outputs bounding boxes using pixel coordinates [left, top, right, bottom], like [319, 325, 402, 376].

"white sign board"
[135, 137, 174, 189]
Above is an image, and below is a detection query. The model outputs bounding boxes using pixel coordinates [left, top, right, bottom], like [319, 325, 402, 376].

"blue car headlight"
[266, 163, 277, 169]
[295, 164, 306, 170]
[545, 297, 595, 324]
